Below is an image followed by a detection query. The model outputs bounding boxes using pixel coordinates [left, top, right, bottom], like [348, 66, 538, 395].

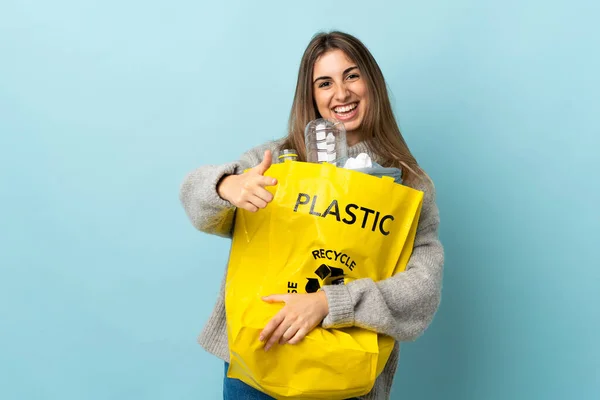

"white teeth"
[334, 103, 357, 113]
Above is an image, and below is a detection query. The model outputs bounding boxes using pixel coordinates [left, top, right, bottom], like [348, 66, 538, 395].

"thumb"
[253, 150, 272, 175]
[262, 294, 286, 303]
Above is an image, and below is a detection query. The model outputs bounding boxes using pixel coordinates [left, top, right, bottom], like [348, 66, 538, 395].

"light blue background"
[1, 0, 598, 399]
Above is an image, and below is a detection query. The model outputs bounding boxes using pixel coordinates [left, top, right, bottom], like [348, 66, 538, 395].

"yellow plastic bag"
[225, 161, 423, 399]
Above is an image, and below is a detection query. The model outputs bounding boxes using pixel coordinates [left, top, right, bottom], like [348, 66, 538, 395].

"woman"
[179, 31, 444, 400]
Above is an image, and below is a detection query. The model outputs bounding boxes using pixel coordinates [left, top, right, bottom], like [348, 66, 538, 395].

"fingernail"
[259, 335, 264, 342]
[272, 179, 277, 185]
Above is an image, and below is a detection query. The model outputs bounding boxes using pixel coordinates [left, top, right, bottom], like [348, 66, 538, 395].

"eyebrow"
[313, 66, 359, 84]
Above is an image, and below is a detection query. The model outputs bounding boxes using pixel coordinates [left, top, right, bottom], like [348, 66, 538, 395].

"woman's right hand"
[217, 150, 278, 212]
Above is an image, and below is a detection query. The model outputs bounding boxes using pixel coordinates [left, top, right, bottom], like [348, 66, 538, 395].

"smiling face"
[312, 49, 368, 145]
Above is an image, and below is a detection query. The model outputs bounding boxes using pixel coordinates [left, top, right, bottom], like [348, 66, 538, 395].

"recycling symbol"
[305, 264, 345, 293]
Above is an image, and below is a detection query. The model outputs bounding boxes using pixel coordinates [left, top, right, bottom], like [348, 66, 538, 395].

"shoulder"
[406, 172, 440, 231]
[408, 174, 436, 202]
[237, 137, 287, 169]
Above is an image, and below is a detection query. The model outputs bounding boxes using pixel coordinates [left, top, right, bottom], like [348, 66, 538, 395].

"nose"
[334, 82, 350, 103]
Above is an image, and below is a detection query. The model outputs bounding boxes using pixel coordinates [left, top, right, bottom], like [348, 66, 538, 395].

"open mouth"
[332, 102, 358, 120]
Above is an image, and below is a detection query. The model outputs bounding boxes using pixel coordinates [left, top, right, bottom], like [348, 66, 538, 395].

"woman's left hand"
[259, 291, 329, 351]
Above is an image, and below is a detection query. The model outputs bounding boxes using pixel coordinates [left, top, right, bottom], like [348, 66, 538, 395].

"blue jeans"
[223, 363, 274, 400]
[223, 363, 359, 400]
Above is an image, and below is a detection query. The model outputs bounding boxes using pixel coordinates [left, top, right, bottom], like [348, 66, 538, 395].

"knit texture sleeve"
[178, 140, 281, 237]
[321, 178, 444, 341]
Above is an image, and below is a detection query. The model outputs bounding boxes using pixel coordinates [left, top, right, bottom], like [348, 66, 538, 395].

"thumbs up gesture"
[217, 150, 278, 212]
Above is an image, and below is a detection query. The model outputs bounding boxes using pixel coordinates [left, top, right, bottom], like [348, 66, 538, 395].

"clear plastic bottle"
[277, 149, 298, 163]
[304, 119, 348, 166]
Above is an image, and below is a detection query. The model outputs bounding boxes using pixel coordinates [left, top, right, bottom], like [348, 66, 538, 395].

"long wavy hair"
[281, 31, 424, 185]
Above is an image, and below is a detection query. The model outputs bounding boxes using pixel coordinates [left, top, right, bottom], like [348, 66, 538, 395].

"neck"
[346, 131, 361, 146]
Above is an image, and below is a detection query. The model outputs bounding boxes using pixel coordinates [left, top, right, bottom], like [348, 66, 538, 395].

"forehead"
[313, 49, 356, 76]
